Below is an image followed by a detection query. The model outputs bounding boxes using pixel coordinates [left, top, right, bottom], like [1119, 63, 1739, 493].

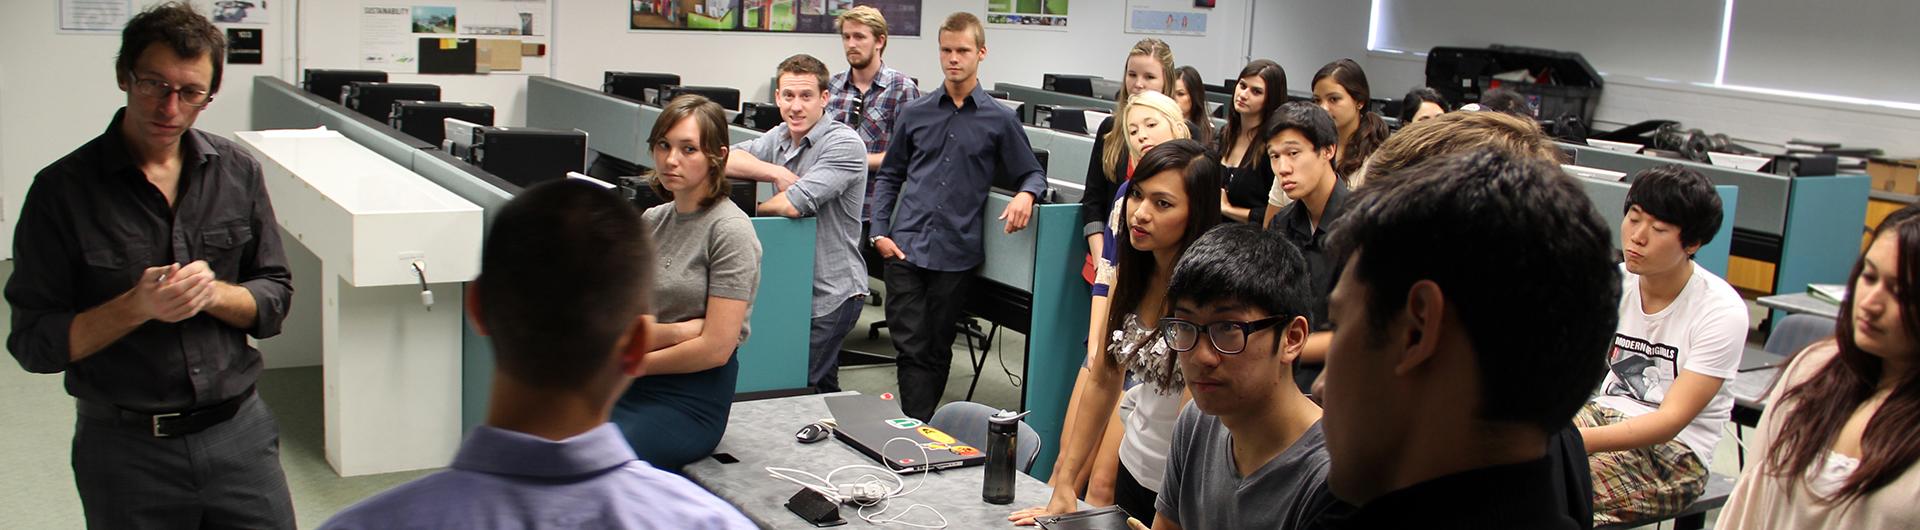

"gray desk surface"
[684, 392, 1071, 529]
[1731, 366, 1778, 417]
[1756, 293, 1841, 320]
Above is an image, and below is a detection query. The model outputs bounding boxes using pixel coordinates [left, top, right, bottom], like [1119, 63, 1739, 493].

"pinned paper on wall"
[226, 28, 264, 64]
[60, 0, 132, 33]
[359, 1, 550, 75]
[1125, 5, 1207, 36]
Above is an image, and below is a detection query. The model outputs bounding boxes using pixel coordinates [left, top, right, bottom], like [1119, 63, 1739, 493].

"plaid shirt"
[826, 64, 921, 156]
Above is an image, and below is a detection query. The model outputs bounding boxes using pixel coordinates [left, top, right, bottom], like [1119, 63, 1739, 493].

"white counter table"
[237, 129, 482, 477]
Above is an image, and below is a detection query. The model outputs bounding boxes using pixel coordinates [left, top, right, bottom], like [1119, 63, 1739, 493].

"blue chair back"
[929, 401, 1043, 475]
[1766, 313, 1837, 357]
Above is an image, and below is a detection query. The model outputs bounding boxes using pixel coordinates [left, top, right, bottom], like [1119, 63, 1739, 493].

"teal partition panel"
[1775, 175, 1869, 323]
[1698, 186, 1738, 279]
[737, 217, 817, 393]
[1023, 203, 1090, 478]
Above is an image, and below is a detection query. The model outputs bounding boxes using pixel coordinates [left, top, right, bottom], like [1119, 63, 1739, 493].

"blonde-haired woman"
[1082, 38, 1175, 287]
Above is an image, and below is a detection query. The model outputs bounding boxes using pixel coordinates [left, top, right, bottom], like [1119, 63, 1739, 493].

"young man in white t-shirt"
[1578, 164, 1747, 525]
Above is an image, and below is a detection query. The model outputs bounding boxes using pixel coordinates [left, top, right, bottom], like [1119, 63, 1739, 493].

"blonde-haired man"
[828, 5, 920, 171]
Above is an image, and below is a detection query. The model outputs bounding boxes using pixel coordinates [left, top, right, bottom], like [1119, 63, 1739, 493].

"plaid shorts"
[1574, 402, 1709, 525]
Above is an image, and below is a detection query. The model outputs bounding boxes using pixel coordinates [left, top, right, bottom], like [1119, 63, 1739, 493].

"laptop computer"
[824, 395, 986, 473]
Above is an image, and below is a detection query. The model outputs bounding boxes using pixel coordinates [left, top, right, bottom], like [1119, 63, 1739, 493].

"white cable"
[765, 437, 948, 528]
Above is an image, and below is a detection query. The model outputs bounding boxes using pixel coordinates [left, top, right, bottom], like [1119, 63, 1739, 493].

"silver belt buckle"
[152, 412, 182, 437]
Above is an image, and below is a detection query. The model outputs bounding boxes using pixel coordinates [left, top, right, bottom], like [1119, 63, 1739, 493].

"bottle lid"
[989, 409, 1031, 425]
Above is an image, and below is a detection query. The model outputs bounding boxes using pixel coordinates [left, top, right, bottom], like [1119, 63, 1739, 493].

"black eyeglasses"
[1158, 316, 1285, 354]
[130, 76, 213, 107]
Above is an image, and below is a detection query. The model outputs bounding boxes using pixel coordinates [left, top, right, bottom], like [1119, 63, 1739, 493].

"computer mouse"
[795, 422, 830, 444]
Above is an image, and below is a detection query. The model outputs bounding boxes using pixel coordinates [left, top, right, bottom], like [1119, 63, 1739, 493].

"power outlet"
[398, 251, 427, 275]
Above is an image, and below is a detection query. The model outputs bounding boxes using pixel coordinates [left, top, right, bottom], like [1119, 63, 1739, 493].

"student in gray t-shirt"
[725, 54, 868, 393]
[1150, 224, 1346, 530]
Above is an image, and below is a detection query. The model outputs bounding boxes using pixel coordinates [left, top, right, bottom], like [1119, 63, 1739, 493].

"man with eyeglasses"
[1130, 223, 1346, 530]
[724, 54, 868, 393]
[5, 4, 294, 528]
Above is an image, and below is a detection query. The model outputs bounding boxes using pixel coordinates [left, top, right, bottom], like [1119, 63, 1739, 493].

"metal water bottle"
[983, 409, 1029, 504]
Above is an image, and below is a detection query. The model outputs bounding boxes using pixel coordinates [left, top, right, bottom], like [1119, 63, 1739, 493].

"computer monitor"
[302, 69, 386, 102]
[1043, 74, 1099, 97]
[603, 71, 681, 103]
[390, 101, 494, 146]
[658, 85, 742, 111]
[342, 82, 440, 121]
[467, 126, 588, 188]
[734, 102, 782, 131]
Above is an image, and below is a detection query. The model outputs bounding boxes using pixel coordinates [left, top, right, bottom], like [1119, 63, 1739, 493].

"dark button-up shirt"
[6, 108, 293, 413]
[1317, 456, 1582, 530]
[1266, 178, 1352, 333]
[870, 85, 1048, 272]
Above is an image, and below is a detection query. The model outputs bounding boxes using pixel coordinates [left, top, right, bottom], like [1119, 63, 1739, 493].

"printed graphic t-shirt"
[1595, 261, 1747, 467]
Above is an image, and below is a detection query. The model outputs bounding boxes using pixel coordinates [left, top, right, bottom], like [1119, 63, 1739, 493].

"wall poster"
[630, 0, 922, 36]
[1125, 5, 1206, 36]
[986, 0, 1067, 31]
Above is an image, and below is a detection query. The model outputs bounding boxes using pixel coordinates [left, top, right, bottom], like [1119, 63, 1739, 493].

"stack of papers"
[1808, 283, 1847, 304]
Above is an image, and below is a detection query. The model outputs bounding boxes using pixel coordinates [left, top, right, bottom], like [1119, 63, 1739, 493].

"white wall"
[0, 1, 293, 261]
[297, 1, 536, 127]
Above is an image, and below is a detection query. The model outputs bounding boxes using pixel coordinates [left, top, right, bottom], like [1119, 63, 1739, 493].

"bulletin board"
[357, 1, 553, 75]
[630, 0, 922, 36]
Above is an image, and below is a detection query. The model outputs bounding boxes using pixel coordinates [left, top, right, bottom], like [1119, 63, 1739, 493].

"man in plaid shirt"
[827, 6, 921, 220]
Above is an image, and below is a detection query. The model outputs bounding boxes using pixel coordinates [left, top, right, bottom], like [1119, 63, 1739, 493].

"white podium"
[236, 130, 482, 477]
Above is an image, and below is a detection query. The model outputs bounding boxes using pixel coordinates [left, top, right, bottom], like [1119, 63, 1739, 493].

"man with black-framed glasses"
[6, 4, 294, 528]
[1133, 223, 1347, 530]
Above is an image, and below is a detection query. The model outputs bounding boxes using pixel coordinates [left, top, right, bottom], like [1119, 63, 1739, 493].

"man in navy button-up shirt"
[869, 12, 1046, 420]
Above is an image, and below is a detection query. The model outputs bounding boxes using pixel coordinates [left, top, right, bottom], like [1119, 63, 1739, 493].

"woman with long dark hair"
[1011, 139, 1223, 526]
[1718, 205, 1920, 528]
[1311, 59, 1389, 179]
[1172, 66, 1215, 145]
[1216, 59, 1286, 224]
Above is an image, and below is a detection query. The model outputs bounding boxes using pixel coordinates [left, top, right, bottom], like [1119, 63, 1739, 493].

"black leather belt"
[76, 386, 255, 438]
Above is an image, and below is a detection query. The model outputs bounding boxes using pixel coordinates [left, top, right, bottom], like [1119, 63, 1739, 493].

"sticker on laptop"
[917, 426, 957, 444]
[922, 442, 950, 451]
[950, 445, 980, 456]
[886, 418, 923, 429]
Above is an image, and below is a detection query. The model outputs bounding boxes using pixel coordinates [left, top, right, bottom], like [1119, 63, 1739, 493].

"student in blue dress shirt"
[321, 180, 754, 529]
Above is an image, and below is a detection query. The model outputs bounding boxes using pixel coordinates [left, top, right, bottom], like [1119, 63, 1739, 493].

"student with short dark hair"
[321, 180, 755, 529]
[1318, 148, 1619, 529]
[1474, 87, 1535, 118]
[1718, 204, 1920, 529]
[1578, 164, 1746, 525]
[1398, 86, 1450, 125]
[1172, 66, 1215, 145]
[725, 54, 868, 393]
[1256, 102, 1347, 392]
[1216, 60, 1286, 224]
[1146, 223, 1344, 530]
[614, 95, 764, 470]
[1311, 59, 1390, 180]
[871, 12, 1046, 421]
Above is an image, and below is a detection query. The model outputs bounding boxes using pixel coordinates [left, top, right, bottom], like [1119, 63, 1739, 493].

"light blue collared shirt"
[320, 423, 755, 529]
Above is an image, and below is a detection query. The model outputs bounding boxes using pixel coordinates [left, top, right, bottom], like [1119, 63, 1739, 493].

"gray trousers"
[72, 394, 296, 529]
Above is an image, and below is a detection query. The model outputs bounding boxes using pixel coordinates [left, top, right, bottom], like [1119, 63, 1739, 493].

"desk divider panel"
[1775, 175, 1870, 323]
[527, 76, 648, 166]
[996, 83, 1116, 125]
[1578, 178, 1738, 278]
[1025, 127, 1094, 201]
[738, 217, 817, 393]
[1022, 202, 1090, 478]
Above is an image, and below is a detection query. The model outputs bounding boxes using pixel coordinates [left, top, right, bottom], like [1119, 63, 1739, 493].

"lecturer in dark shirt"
[1316, 148, 1616, 529]
[869, 12, 1047, 421]
[5, 4, 294, 528]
